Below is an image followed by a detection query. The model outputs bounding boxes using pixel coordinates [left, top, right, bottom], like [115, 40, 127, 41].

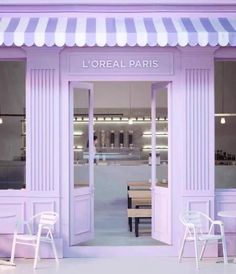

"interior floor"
[79, 166, 166, 246]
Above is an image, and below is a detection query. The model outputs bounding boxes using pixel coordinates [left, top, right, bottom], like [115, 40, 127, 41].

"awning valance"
[0, 16, 236, 47]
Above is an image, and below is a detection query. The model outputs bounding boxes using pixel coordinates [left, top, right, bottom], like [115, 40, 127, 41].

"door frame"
[60, 47, 182, 257]
[69, 82, 95, 245]
[151, 82, 172, 244]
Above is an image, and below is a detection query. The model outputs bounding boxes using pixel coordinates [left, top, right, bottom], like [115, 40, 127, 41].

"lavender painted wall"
[0, 3, 235, 258]
[1, 0, 235, 4]
[0, 44, 230, 258]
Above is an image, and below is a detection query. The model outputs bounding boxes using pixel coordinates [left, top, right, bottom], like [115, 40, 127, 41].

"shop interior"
[215, 61, 236, 188]
[72, 81, 168, 246]
[0, 61, 25, 190]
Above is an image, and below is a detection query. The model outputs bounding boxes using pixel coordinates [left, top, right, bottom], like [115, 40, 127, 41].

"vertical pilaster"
[181, 47, 215, 217]
[26, 48, 60, 193]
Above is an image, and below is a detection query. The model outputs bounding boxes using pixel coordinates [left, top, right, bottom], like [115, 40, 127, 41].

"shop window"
[215, 61, 236, 188]
[0, 61, 26, 190]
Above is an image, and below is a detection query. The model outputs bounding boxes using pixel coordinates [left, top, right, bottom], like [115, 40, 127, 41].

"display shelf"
[21, 115, 168, 161]
[142, 131, 168, 137]
[215, 160, 236, 165]
[73, 116, 168, 124]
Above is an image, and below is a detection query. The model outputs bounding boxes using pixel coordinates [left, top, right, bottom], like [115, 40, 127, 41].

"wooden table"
[128, 190, 151, 199]
[127, 190, 151, 233]
[127, 181, 151, 189]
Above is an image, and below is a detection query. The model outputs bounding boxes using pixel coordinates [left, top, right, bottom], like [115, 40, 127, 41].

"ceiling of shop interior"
[74, 82, 167, 109]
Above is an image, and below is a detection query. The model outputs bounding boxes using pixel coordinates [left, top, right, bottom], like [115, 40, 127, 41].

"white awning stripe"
[0, 16, 235, 47]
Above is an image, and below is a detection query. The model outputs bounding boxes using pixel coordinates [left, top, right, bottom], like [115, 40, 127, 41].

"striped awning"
[0, 16, 236, 47]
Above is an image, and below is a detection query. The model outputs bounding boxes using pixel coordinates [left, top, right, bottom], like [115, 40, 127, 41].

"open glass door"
[151, 82, 171, 245]
[70, 82, 94, 245]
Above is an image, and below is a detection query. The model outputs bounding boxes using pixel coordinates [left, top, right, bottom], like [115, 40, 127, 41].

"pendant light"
[220, 62, 226, 124]
[220, 117, 226, 124]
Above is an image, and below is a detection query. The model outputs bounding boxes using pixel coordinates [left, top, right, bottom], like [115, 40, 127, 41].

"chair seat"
[186, 234, 222, 241]
[198, 234, 222, 241]
[15, 234, 37, 241]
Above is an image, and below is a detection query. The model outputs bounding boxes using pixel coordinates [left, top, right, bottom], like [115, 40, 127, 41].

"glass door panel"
[70, 82, 94, 245]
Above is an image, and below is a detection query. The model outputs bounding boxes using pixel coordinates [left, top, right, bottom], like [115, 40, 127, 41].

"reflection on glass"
[119, 130, 124, 148]
[155, 87, 168, 187]
[74, 88, 89, 188]
[0, 61, 26, 190]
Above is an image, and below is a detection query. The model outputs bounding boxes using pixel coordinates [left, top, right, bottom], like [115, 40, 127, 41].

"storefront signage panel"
[69, 52, 174, 75]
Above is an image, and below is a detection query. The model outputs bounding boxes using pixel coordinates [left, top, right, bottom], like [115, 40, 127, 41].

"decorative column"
[181, 47, 215, 221]
[26, 47, 61, 211]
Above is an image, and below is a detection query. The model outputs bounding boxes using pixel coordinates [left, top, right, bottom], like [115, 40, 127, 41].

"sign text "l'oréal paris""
[82, 59, 159, 69]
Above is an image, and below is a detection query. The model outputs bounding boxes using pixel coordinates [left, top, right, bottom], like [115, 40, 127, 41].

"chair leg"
[10, 235, 17, 264]
[194, 238, 199, 269]
[51, 238, 59, 264]
[129, 217, 132, 232]
[135, 218, 139, 237]
[178, 229, 188, 263]
[178, 238, 186, 263]
[222, 237, 228, 264]
[128, 196, 131, 228]
[34, 239, 40, 269]
[200, 240, 207, 261]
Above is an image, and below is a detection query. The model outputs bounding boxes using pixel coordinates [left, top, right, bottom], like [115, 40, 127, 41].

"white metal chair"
[178, 211, 228, 269]
[10, 211, 59, 269]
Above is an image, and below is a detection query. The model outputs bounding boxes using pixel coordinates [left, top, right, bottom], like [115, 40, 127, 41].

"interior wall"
[215, 61, 236, 156]
[0, 61, 25, 161]
[73, 82, 168, 161]
[1, 60, 235, 159]
[74, 81, 167, 109]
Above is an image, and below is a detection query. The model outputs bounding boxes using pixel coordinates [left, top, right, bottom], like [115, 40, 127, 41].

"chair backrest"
[39, 211, 58, 228]
[179, 211, 210, 236]
[30, 211, 58, 234]
[180, 211, 202, 227]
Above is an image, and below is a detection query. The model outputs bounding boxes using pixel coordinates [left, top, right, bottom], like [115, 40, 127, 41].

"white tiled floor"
[1, 257, 236, 274]
[80, 170, 161, 246]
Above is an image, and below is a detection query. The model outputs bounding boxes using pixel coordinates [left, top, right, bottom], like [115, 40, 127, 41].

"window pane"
[155, 86, 168, 186]
[0, 61, 26, 190]
[215, 61, 236, 188]
[74, 87, 90, 188]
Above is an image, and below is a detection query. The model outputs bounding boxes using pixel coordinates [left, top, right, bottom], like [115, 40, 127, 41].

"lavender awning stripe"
[4, 17, 20, 46]
[106, 17, 116, 46]
[200, 18, 218, 46]
[143, 17, 157, 46]
[45, 17, 58, 47]
[181, 18, 198, 46]
[65, 17, 77, 46]
[1, 16, 236, 47]
[219, 18, 236, 46]
[25, 18, 39, 46]
[162, 18, 178, 46]
[125, 18, 136, 46]
[86, 17, 96, 46]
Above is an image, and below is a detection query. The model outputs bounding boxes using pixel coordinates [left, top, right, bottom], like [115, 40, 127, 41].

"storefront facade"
[0, 3, 236, 258]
